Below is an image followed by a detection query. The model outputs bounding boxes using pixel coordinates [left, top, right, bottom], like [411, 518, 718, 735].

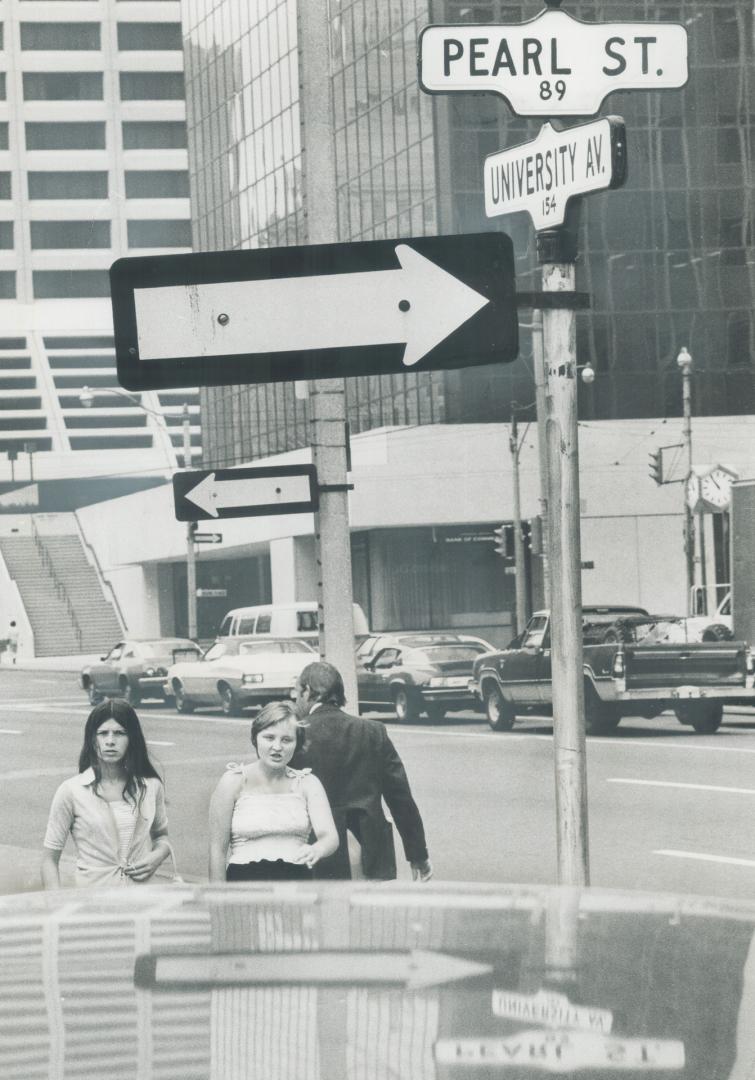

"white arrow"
[141, 949, 492, 990]
[185, 472, 312, 517]
[133, 245, 490, 368]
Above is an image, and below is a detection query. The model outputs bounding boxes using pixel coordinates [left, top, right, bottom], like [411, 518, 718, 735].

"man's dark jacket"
[291, 704, 428, 880]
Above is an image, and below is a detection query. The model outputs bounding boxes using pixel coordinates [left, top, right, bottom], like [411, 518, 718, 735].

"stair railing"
[30, 520, 84, 650]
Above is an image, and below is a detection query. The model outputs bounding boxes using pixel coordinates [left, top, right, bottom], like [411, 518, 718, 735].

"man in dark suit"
[291, 660, 433, 882]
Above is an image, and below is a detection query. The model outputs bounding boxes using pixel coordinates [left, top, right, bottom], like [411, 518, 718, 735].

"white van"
[217, 601, 369, 643]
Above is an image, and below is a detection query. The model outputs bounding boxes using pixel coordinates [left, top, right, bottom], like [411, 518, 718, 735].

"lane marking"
[655, 849, 755, 869]
[608, 778, 755, 796]
[0, 729, 22, 735]
[147, 740, 175, 747]
[0, 753, 246, 782]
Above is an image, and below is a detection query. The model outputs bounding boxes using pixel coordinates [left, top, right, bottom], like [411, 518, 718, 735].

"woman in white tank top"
[208, 700, 338, 882]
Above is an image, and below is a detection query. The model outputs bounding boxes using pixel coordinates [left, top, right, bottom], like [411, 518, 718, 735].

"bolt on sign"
[484, 117, 626, 229]
[418, 8, 688, 116]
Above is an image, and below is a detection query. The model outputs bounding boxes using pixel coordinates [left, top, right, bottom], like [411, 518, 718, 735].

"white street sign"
[418, 9, 688, 116]
[435, 1032, 685, 1071]
[132, 245, 488, 370]
[484, 118, 626, 230]
[491, 988, 613, 1033]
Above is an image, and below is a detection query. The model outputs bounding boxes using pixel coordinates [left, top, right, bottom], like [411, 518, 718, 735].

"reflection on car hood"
[1, 882, 754, 1079]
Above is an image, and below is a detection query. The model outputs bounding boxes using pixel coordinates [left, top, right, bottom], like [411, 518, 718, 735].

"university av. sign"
[418, 8, 688, 116]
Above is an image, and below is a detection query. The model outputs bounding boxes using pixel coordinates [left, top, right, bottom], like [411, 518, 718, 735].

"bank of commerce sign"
[418, 8, 688, 117]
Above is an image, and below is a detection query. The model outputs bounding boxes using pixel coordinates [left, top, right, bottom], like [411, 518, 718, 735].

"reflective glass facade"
[186, 0, 755, 469]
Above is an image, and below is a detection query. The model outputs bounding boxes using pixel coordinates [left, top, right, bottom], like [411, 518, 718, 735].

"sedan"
[81, 638, 202, 706]
[165, 637, 316, 715]
[356, 632, 494, 723]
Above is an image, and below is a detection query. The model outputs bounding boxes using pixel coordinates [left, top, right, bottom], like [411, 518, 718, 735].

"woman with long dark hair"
[41, 699, 171, 888]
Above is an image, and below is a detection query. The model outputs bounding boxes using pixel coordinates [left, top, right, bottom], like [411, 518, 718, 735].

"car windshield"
[413, 645, 487, 663]
[238, 640, 312, 656]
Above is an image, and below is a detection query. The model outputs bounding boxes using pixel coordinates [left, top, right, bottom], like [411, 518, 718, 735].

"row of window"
[0, 22, 182, 51]
[0, 72, 184, 101]
[0, 170, 189, 198]
[0, 219, 191, 248]
[0, 120, 188, 151]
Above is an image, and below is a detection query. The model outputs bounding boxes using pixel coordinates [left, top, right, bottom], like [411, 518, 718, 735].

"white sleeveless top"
[227, 765, 312, 865]
[109, 799, 138, 862]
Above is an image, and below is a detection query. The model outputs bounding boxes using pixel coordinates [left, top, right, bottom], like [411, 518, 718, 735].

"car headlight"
[429, 677, 448, 688]
[242, 674, 264, 685]
[145, 668, 156, 677]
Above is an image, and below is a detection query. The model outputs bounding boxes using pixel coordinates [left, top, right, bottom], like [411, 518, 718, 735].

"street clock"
[700, 466, 736, 511]
[686, 472, 701, 511]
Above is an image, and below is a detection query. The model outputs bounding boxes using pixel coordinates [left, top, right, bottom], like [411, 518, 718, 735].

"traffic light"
[493, 524, 513, 557]
[648, 449, 663, 485]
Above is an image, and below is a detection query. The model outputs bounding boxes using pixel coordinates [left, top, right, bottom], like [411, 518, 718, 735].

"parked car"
[165, 636, 316, 715]
[356, 632, 495, 723]
[684, 591, 734, 641]
[81, 638, 202, 706]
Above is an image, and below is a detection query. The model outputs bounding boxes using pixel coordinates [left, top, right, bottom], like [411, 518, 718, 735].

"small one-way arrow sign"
[110, 233, 517, 391]
[173, 464, 318, 521]
[192, 531, 222, 544]
[135, 949, 492, 991]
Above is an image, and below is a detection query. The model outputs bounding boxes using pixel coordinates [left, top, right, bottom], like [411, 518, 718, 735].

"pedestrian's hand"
[124, 852, 162, 881]
[411, 858, 433, 883]
[293, 845, 320, 870]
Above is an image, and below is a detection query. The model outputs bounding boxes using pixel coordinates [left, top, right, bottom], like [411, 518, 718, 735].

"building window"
[33, 270, 111, 298]
[20, 22, 101, 50]
[127, 219, 191, 247]
[0, 222, 12, 249]
[117, 23, 182, 50]
[0, 74, 5, 100]
[0, 273, 16, 299]
[0, 25, 4, 50]
[0, 173, 10, 199]
[0, 122, 7, 150]
[119, 72, 184, 100]
[125, 171, 189, 198]
[26, 122, 106, 150]
[31, 220, 111, 249]
[122, 121, 187, 149]
[28, 172, 107, 199]
[23, 72, 103, 100]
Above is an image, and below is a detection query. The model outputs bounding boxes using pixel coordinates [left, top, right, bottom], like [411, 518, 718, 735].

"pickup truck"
[469, 610, 755, 735]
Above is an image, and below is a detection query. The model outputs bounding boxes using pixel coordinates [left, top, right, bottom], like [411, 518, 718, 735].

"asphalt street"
[3, 666, 755, 900]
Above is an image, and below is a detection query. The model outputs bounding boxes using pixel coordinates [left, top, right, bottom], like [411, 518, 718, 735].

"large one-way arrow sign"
[173, 464, 318, 521]
[110, 233, 517, 391]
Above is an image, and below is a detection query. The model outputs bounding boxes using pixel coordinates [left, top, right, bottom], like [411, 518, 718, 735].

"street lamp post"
[677, 347, 694, 615]
[79, 386, 198, 639]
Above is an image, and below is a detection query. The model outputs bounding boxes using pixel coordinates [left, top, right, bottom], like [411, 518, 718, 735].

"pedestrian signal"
[648, 450, 663, 485]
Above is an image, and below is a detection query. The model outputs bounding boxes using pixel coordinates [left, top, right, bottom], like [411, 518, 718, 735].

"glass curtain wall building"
[185, 0, 754, 469]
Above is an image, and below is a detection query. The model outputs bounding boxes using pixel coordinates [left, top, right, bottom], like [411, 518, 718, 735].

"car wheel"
[393, 686, 420, 724]
[425, 703, 446, 724]
[87, 683, 103, 706]
[584, 688, 621, 735]
[174, 684, 194, 714]
[219, 683, 242, 717]
[484, 684, 515, 732]
[119, 679, 140, 706]
[702, 623, 734, 642]
[676, 701, 723, 734]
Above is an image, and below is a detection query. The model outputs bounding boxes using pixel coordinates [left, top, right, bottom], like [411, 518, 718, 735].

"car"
[164, 636, 317, 715]
[80, 638, 202, 706]
[356, 631, 495, 723]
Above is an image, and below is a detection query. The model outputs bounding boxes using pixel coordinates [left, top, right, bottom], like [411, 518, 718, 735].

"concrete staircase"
[0, 533, 123, 657]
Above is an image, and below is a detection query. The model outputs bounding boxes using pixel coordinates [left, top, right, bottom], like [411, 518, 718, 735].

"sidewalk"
[1, 653, 101, 672]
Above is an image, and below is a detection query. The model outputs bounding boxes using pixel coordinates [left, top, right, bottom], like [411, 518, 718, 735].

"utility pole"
[538, 205, 590, 888]
[182, 403, 197, 639]
[677, 346, 694, 615]
[531, 311, 551, 607]
[297, 0, 359, 711]
[509, 404, 528, 635]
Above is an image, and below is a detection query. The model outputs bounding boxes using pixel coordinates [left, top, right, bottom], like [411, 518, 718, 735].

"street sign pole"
[509, 408, 528, 636]
[298, 0, 359, 713]
[538, 207, 589, 887]
[182, 404, 197, 640]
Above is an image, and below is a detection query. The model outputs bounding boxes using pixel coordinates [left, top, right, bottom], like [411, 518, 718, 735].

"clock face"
[686, 473, 700, 510]
[700, 468, 733, 509]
